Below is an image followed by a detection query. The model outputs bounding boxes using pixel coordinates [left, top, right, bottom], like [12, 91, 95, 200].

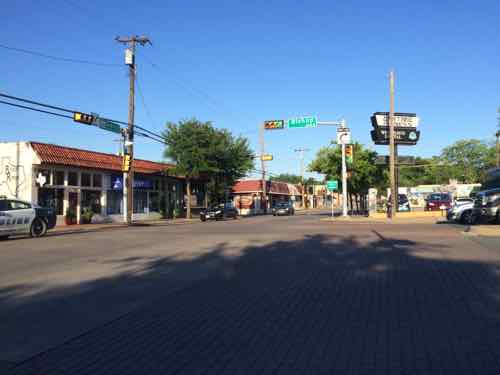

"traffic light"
[122, 154, 131, 172]
[73, 112, 95, 125]
[264, 120, 285, 130]
[345, 145, 354, 164]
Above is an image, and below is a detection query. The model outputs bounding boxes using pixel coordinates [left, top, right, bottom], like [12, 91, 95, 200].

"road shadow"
[3, 231, 500, 374]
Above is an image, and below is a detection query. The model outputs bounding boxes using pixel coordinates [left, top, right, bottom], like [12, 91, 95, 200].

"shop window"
[93, 174, 102, 188]
[81, 190, 101, 214]
[133, 191, 148, 213]
[149, 192, 160, 212]
[81, 173, 91, 187]
[68, 172, 78, 186]
[54, 171, 65, 186]
[38, 188, 64, 214]
[107, 190, 122, 215]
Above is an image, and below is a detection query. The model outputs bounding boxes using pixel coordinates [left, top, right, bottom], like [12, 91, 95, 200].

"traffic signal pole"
[116, 36, 151, 224]
[259, 122, 267, 214]
[389, 70, 397, 219]
[341, 142, 348, 217]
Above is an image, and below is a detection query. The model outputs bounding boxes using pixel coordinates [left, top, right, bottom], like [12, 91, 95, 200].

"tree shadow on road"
[2, 231, 500, 374]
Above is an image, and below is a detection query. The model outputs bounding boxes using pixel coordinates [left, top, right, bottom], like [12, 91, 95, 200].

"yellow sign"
[261, 154, 273, 161]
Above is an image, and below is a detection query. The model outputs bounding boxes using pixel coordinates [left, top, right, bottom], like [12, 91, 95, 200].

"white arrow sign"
[337, 129, 351, 144]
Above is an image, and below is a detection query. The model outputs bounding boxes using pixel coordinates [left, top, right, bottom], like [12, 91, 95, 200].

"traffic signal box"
[73, 112, 95, 125]
[345, 145, 354, 165]
[264, 120, 285, 130]
[122, 154, 131, 172]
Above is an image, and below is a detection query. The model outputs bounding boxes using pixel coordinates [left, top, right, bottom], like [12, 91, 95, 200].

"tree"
[163, 118, 254, 218]
[163, 119, 217, 219]
[439, 139, 495, 183]
[206, 129, 254, 203]
[309, 142, 385, 211]
[270, 174, 302, 184]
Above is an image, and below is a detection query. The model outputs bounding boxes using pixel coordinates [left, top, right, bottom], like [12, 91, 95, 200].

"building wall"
[0, 141, 38, 201]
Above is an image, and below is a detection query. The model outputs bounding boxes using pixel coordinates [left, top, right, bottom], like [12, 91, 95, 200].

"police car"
[0, 196, 56, 239]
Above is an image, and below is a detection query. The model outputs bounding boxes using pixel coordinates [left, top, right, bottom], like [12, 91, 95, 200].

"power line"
[136, 76, 160, 132]
[0, 92, 76, 113]
[0, 100, 73, 120]
[0, 43, 122, 67]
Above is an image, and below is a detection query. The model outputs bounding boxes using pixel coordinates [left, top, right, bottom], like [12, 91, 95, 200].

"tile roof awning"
[30, 142, 176, 175]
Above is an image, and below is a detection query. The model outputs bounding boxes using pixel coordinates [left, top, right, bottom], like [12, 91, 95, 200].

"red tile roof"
[232, 179, 302, 196]
[30, 142, 176, 175]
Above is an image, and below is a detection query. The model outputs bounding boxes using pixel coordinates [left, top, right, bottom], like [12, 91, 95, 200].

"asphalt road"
[2, 211, 500, 374]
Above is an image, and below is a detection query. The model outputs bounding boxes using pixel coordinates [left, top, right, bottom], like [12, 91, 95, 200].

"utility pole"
[116, 35, 151, 224]
[388, 70, 397, 219]
[496, 108, 500, 167]
[259, 123, 267, 214]
[294, 148, 310, 208]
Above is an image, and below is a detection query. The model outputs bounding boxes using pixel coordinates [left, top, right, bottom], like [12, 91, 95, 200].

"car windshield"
[275, 202, 289, 208]
[428, 193, 450, 201]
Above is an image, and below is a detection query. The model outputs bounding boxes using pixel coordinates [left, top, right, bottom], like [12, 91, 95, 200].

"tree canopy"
[162, 118, 254, 216]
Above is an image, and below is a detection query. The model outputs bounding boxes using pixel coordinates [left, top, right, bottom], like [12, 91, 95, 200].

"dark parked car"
[0, 197, 56, 239]
[425, 193, 452, 211]
[472, 188, 500, 223]
[200, 203, 238, 221]
[272, 201, 295, 216]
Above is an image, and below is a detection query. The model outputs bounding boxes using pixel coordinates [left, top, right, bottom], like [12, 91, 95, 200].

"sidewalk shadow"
[3, 231, 500, 374]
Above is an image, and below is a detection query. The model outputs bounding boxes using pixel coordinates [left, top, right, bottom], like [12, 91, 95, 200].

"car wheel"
[496, 212, 500, 225]
[30, 218, 47, 238]
[460, 210, 474, 225]
[0, 235, 9, 240]
[200, 217, 206, 222]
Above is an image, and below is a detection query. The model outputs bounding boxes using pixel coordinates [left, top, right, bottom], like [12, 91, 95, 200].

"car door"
[0, 200, 13, 236]
[8, 200, 35, 234]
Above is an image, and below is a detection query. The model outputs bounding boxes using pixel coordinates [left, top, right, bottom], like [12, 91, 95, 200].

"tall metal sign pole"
[341, 141, 348, 217]
[389, 70, 397, 218]
[259, 123, 267, 214]
[294, 148, 310, 207]
[116, 35, 151, 224]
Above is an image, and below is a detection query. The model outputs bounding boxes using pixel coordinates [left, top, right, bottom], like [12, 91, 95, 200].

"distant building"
[231, 179, 302, 215]
[0, 141, 206, 224]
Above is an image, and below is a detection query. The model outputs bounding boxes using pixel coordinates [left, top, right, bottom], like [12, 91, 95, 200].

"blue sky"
[2, 0, 499, 180]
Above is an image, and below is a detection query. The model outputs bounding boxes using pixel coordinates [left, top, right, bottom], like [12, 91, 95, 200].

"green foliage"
[162, 118, 254, 205]
[270, 173, 302, 184]
[81, 207, 94, 224]
[308, 142, 385, 194]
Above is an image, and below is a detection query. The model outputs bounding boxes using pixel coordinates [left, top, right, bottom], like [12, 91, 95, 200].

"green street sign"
[93, 117, 122, 134]
[287, 116, 317, 129]
[326, 180, 338, 191]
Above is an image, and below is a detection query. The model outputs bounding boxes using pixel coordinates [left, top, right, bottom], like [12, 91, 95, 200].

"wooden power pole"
[116, 35, 151, 224]
[259, 123, 267, 214]
[389, 70, 397, 218]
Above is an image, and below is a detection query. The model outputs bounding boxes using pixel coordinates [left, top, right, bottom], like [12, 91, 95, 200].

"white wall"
[0, 142, 38, 201]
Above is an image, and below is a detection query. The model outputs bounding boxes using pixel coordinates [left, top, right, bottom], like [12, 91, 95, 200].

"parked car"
[425, 193, 452, 211]
[447, 197, 475, 224]
[200, 202, 238, 221]
[387, 194, 411, 213]
[0, 197, 56, 239]
[272, 201, 295, 216]
[472, 188, 500, 224]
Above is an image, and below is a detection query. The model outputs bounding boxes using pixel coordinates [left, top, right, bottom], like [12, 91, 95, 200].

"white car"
[446, 198, 475, 225]
[0, 197, 56, 239]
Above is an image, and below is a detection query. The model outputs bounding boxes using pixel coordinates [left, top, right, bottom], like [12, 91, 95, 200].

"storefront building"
[231, 179, 302, 215]
[0, 141, 202, 224]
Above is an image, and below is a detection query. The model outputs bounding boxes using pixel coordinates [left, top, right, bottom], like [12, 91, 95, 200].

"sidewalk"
[50, 218, 200, 236]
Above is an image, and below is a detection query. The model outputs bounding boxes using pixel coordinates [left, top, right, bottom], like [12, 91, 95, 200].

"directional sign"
[326, 180, 338, 191]
[371, 112, 419, 128]
[371, 128, 420, 145]
[93, 117, 122, 134]
[337, 128, 351, 145]
[287, 116, 317, 129]
[261, 154, 273, 161]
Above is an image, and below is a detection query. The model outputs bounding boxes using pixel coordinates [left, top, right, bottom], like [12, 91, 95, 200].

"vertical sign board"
[326, 180, 338, 191]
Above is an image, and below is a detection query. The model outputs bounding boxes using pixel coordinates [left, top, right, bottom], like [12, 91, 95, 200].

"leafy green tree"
[439, 139, 495, 183]
[270, 174, 302, 184]
[163, 119, 254, 217]
[309, 142, 385, 210]
[207, 129, 254, 203]
[163, 119, 217, 218]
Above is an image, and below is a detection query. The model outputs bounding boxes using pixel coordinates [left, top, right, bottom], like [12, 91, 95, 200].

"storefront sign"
[111, 175, 153, 190]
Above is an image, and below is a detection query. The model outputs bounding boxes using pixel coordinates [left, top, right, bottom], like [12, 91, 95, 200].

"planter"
[65, 216, 77, 225]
